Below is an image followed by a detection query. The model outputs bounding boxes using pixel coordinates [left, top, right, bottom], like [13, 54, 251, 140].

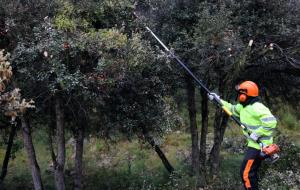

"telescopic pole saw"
[145, 27, 249, 134]
[145, 27, 280, 162]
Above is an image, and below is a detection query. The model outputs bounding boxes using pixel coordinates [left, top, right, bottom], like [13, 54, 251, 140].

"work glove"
[207, 93, 220, 101]
[249, 132, 259, 141]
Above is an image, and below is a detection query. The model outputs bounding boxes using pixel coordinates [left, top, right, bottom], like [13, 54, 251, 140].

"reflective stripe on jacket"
[221, 100, 277, 150]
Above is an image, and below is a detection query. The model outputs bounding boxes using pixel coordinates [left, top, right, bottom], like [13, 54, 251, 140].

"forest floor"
[0, 125, 299, 190]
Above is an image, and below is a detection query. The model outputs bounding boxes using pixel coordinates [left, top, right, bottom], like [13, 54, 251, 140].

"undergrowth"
[0, 112, 299, 190]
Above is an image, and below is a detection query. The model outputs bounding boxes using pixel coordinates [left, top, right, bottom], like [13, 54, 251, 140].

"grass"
[0, 129, 191, 189]
[206, 152, 244, 190]
[276, 105, 299, 130]
[0, 112, 299, 190]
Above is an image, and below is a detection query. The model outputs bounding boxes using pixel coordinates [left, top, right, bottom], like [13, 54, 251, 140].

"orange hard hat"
[237, 81, 259, 97]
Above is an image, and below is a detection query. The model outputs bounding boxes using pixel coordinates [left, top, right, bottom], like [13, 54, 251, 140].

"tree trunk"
[21, 116, 44, 190]
[74, 122, 85, 190]
[0, 123, 17, 190]
[185, 76, 200, 175]
[54, 97, 66, 190]
[208, 77, 230, 177]
[199, 88, 209, 170]
[141, 125, 174, 173]
[209, 112, 228, 176]
[48, 120, 57, 171]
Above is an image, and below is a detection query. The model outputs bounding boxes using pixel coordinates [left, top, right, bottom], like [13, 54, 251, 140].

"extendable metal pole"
[146, 26, 251, 135]
[145, 27, 211, 94]
[146, 25, 281, 163]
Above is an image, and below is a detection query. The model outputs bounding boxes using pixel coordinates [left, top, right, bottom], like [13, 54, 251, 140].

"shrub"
[277, 106, 299, 130]
[259, 135, 300, 189]
[281, 113, 298, 130]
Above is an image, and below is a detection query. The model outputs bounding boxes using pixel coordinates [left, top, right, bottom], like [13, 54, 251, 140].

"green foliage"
[259, 136, 300, 189]
[90, 0, 135, 30]
[95, 141, 105, 152]
[90, 30, 177, 137]
[54, 0, 91, 32]
[277, 106, 299, 130]
[194, 3, 233, 47]
[13, 20, 84, 94]
[54, 14, 76, 32]
[1, 0, 300, 189]
[99, 28, 128, 50]
[1, 127, 300, 189]
[210, 153, 244, 189]
[281, 113, 299, 130]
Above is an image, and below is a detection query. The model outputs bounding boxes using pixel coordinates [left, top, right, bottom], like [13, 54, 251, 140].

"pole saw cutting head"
[260, 144, 280, 163]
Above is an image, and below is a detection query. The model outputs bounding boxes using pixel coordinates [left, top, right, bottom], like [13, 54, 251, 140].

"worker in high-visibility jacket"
[208, 81, 277, 190]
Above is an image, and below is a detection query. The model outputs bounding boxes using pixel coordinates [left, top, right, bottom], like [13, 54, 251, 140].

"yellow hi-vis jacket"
[221, 100, 277, 150]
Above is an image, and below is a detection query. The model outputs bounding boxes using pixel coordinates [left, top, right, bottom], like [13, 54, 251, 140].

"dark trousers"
[240, 147, 262, 190]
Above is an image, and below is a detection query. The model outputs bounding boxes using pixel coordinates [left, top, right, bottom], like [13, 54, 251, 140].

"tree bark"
[54, 97, 66, 190]
[208, 77, 230, 177]
[199, 88, 209, 170]
[0, 123, 17, 190]
[185, 76, 200, 175]
[74, 122, 85, 190]
[141, 125, 174, 173]
[21, 116, 44, 190]
[209, 112, 228, 176]
[48, 120, 57, 171]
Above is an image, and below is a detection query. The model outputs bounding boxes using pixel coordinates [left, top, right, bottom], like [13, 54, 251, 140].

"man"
[208, 81, 277, 190]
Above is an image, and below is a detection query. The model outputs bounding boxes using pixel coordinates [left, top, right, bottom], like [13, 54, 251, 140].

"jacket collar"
[241, 96, 260, 107]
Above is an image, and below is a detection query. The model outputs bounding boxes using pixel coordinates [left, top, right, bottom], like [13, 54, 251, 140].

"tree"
[0, 50, 37, 189]
[88, 31, 177, 173]
[134, 0, 206, 181]
[1, 0, 299, 189]
[11, 1, 176, 188]
[0, 121, 17, 190]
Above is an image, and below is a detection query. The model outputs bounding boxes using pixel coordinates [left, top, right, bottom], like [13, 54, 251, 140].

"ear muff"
[238, 94, 247, 102]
